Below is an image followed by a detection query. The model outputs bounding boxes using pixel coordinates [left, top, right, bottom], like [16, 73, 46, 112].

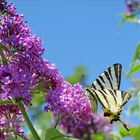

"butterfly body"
[86, 63, 131, 131]
[103, 108, 121, 124]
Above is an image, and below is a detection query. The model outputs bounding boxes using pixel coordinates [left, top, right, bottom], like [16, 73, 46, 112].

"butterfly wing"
[89, 89, 117, 112]
[88, 89, 131, 115]
[92, 63, 122, 90]
[118, 90, 131, 108]
[85, 88, 98, 112]
[88, 63, 131, 131]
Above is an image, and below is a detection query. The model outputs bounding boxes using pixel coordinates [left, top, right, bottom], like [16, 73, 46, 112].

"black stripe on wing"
[104, 71, 113, 89]
[114, 64, 122, 90]
[99, 90, 111, 108]
[92, 63, 122, 90]
[91, 90, 111, 110]
[109, 90, 117, 105]
[96, 79, 104, 90]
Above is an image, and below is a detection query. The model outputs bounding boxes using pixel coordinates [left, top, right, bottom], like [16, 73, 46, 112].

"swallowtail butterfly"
[86, 63, 131, 131]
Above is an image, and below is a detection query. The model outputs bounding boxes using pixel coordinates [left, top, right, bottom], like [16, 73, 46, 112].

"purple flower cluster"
[0, 104, 24, 139]
[45, 81, 111, 139]
[45, 82, 90, 117]
[60, 114, 111, 139]
[125, 0, 140, 14]
[0, 1, 64, 138]
[0, 2, 63, 104]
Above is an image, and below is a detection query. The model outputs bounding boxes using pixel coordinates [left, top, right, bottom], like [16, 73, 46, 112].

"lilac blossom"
[60, 114, 111, 139]
[45, 81, 111, 139]
[125, 0, 140, 14]
[0, 2, 63, 103]
[0, 104, 24, 139]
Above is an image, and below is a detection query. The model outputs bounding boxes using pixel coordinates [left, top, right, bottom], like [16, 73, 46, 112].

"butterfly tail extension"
[119, 119, 130, 132]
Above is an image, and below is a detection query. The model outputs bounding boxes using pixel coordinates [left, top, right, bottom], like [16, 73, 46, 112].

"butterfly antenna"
[119, 119, 130, 132]
[82, 82, 88, 88]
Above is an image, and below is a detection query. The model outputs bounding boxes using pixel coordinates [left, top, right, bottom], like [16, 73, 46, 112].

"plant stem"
[0, 44, 7, 64]
[16, 99, 41, 140]
[0, 100, 13, 105]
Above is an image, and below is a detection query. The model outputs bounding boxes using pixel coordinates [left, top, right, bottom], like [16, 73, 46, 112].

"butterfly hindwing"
[120, 91, 131, 107]
[89, 89, 118, 112]
[92, 63, 122, 90]
[88, 88, 131, 114]
[85, 88, 98, 112]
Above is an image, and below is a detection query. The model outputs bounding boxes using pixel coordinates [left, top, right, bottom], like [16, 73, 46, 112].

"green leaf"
[130, 126, 140, 140]
[119, 126, 131, 137]
[30, 82, 47, 95]
[127, 42, 140, 76]
[127, 91, 140, 118]
[127, 64, 140, 76]
[45, 128, 77, 140]
[118, 13, 137, 28]
[108, 131, 122, 140]
[137, 91, 140, 117]
[120, 125, 140, 140]
[133, 42, 140, 63]
[7, 135, 23, 140]
[92, 133, 105, 140]
[65, 65, 87, 85]
[129, 104, 139, 113]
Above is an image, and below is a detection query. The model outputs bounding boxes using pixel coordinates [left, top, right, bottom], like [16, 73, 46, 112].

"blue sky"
[9, 0, 140, 90]
[9, 0, 140, 131]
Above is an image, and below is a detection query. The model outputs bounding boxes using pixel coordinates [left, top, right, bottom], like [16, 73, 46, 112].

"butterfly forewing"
[92, 63, 122, 90]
